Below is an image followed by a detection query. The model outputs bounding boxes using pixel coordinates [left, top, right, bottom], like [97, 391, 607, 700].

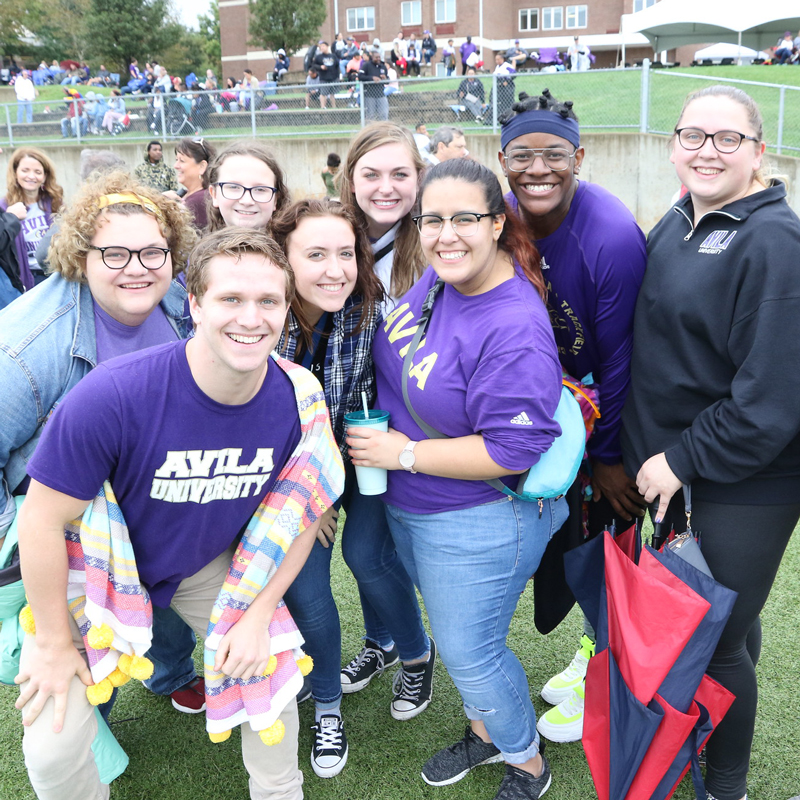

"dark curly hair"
[499, 88, 579, 127]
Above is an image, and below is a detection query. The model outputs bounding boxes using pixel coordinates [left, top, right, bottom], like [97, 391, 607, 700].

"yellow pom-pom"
[107, 668, 130, 687]
[262, 655, 278, 676]
[296, 655, 313, 676]
[209, 730, 232, 743]
[86, 679, 114, 706]
[19, 605, 36, 635]
[127, 655, 154, 681]
[87, 624, 114, 650]
[117, 653, 132, 675]
[258, 719, 285, 746]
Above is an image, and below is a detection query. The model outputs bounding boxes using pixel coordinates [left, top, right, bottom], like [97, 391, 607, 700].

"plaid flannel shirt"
[278, 295, 380, 458]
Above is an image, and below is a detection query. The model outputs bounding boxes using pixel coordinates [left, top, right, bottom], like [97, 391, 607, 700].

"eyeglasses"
[503, 148, 577, 173]
[213, 182, 277, 203]
[674, 128, 759, 154]
[88, 245, 170, 270]
[412, 212, 494, 237]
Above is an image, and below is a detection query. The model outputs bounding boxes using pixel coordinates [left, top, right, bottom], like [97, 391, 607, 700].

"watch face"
[399, 449, 415, 469]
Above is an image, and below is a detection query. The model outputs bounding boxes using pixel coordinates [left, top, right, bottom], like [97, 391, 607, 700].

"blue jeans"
[386, 494, 569, 762]
[283, 465, 429, 704]
[17, 101, 32, 124]
[142, 604, 198, 695]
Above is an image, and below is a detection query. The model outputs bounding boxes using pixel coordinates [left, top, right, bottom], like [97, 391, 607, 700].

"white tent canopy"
[621, 0, 800, 52]
[693, 43, 769, 63]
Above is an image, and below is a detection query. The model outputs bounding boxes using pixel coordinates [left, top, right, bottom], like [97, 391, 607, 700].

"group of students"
[0, 82, 798, 800]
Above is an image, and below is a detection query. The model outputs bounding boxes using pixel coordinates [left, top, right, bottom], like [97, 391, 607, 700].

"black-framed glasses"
[503, 147, 577, 172]
[674, 128, 759, 154]
[88, 245, 170, 270]
[412, 212, 494, 238]
[213, 182, 277, 203]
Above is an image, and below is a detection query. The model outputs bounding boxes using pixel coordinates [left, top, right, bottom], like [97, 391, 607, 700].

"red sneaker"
[170, 677, 206, 714]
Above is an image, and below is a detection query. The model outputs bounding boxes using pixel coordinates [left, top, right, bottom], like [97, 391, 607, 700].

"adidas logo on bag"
[510, 412, 533, 426]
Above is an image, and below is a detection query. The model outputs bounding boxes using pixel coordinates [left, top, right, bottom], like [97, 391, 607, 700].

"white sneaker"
[541, 634, 594, 705]
[537, 683, 584, 743]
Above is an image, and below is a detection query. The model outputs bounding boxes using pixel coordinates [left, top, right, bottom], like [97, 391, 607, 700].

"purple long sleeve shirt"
[506, 182, 646, 463]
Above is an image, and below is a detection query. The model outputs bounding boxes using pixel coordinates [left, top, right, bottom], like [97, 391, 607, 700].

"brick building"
[220, 0, 693, 79]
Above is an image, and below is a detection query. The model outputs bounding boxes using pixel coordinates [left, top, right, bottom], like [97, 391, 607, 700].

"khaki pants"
[20, 545, 304, 800]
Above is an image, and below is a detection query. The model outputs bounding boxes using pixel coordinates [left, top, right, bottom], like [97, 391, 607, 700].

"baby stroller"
[166, 96, 193, 137]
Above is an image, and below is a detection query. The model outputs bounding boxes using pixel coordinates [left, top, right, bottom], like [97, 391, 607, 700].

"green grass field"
[1, 520, 798, 800]
[6, 65, 800, 153]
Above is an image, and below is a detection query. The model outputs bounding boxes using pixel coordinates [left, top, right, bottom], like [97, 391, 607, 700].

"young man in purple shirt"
[15, 228, 330, 800]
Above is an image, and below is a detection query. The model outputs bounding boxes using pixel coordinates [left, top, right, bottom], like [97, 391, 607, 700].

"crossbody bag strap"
[400, 278, 510, 497]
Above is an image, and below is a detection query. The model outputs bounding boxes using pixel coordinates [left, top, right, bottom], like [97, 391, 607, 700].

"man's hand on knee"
[15, 641, 93, 732]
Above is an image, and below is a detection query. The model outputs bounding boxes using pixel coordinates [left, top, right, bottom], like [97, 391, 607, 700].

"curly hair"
[270, 198, 384, 350]
[5, 147, 64, 212]
[338, 121, 426, 299]
[205, 139, 291, 233]
[499, 88, 579, 127]
[48, 171, 197, 282]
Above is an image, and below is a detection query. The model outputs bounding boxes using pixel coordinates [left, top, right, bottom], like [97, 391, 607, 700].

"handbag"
[401, 278, 597, 501]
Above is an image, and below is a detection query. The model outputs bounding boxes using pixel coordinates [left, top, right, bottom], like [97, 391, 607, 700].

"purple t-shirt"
[28, 341, 302, 606]
[183, 189, 209, 231]
[374, 266, 562, 514]
[506, 182, 646, 464]
[93, 299, 179, 363]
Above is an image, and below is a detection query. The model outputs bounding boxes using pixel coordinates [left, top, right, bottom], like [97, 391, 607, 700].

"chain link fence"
[1, 65, 797, 154]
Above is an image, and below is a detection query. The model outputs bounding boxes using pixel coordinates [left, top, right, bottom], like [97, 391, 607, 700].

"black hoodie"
[622, 182, 800, 504]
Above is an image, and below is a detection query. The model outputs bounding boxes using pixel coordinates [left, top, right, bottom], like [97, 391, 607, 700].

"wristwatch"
[399, 440, 418, 473]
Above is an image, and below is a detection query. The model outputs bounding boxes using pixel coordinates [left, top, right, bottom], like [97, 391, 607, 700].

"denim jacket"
[0, 274, 190, 524]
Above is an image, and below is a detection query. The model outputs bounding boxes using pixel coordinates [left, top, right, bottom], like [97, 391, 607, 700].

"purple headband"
[500, 110, 580, 150]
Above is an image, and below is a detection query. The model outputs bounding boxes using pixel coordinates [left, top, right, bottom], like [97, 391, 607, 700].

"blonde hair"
[205, 139, 290, 232]
[339, 122, 426, 298]
[6, 147, 64, 211]
[48, 171, 197, 281]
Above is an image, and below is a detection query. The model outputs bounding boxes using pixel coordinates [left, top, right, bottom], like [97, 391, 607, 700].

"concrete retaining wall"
[1, 133, 797, 234]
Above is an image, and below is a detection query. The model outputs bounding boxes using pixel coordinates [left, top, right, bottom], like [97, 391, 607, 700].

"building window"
[542, 7, 563, 30]
[347, 6, 375, 31]
[633, 0, 658, 11]
[401, 1, 421, 26]
[435, 0, 456, 24]
[566, 5, 587, 28]
[519, 8, 539, 31]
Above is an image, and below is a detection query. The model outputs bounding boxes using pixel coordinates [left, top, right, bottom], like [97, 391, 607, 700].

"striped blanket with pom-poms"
[51, 354, 344, 741]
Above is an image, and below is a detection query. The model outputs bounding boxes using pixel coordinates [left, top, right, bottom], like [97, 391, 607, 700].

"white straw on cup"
[362, 391, 370, 419]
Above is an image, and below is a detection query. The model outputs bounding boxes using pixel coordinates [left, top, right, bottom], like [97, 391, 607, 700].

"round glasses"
[214, 182, 277, 203]
[503, 147, 577, 173]
[674, 128, 759, 154]
[88, 245, 170, 270]
[412, 212, 494, 238]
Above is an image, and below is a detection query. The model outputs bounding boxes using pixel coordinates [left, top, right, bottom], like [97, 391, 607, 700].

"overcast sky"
[172, 0, 213, 29]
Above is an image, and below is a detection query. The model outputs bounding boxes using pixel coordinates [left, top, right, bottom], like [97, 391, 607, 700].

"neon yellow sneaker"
[540, 634, 594, 705]
[537, 682, 585, 743]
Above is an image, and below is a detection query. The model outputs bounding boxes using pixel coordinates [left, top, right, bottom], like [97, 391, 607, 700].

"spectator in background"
[358, 49, 389, 121]
[340, 36, 360, 78]
[190, 82, 214, 133]
[145, 87, 163, 131]
[491, 53, 517, 116]
[273, 49, 290, 82]
[87, 64, 112, 87]
[425, 126, 468, 166]
[385, 63, 400, 95]
[406, 37, 422, 77]
[321, 152, 341, 198]
[314, 41, 340, 109]
[154, 66, 171, 93]
[413, 122, 430, 156]
[14, 70, 36, 124]
[305, 68, 321, 109]
[774, 31, 795, 64]
[392, 33, 408, 76]
[457, 67, 488, 121]
[101, 88, 126, 134]
[60, 89, 88, 138]
[91, 91, 110, 134]
[334, 32, 347, 62]
[505, 40, 529, 71]
[460, 36, 478, 75]
[220, 76, 238, 111]
[442, 39, 457, 76]
[567, 36, 591, 72]
[422, 31, 437, 72]
[134, 141, 179, 193]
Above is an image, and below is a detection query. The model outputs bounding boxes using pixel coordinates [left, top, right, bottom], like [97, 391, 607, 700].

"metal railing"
[1, 65, 797, 155]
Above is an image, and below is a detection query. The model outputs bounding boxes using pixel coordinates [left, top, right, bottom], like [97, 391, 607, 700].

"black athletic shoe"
[311, 714, 348, 778]
[340, 639, 399, 694]
[391, 637, 436, 721]
[494, 759, 552, 800]
[421, 724, 503, 786]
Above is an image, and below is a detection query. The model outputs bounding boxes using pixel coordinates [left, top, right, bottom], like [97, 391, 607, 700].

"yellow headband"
[98, 192, 164, 220]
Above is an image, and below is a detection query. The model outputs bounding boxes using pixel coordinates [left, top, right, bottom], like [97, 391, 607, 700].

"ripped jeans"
[385, 494, 568, 762]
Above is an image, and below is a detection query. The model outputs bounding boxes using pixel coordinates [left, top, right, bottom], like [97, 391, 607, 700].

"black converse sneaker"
[311, 714, 348, 778]
[494, 758, 552, 800]
[340, 639, 399, 694]
[421, 726, 503, 786]
[391, 637, 436, 721]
